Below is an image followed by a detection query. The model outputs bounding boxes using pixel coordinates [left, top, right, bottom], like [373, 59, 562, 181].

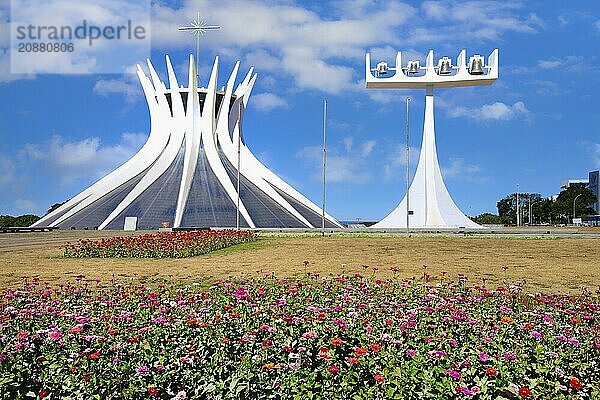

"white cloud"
[593, 143, 600, 167]
[0, 0, 545, 91]
[529, 80, 561, 96]
[297, 138, 376, 183]
[14, 198, 36, 212]
[448, 101, 529, 121]
[93, 64, 142, 104]
[558, 15, 568, 26]
[149, 0, 417, 94]
[342, 137, 354, 153]
[251, 92, 288, 112]
[442, 158, 488, 183]
[383, 144, 419, 180]
[0, 7, 35, 83]
[21, 132, 147, 186]
[0, 155, 16, 184]
[418, 1, 544, 42]
[360, 140, 376, 157]
[537, 60, 561, 69]
[8, 0, 150, 75]
[537, 56, 584, 72]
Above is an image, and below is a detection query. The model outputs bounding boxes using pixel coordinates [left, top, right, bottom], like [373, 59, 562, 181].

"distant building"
[589, 170, 599, 214]
[556, 170, 599, 217]
[560, 179, 589, 190]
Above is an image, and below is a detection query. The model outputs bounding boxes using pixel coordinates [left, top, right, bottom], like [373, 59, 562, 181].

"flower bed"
[62, 230, 257, 258]
[0, 275, 599, 399]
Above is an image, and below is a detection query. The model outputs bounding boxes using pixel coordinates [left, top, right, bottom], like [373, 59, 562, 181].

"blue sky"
[1, 0, 600, 221]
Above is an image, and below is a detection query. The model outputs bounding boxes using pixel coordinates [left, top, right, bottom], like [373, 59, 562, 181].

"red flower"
[354, 347, 368, 357]
[221, 337, 230, 344]
[39, 389, 50, 398]
[569, 376, 582, 390]
[147, 387, 159, 395]
[485, 367, 498, 377]
[370, 343, 382, 352]
[331, 337, 343, 346]
[347, 357, 360, 365]
[373, 374, 385, 383]
[518, 387, 531, 397]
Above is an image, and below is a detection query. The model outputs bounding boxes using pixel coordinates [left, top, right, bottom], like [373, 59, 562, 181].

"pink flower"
[445, 369, 461, 380]
[530, 331, 543, 339]
[327, 365, 340, 374]
[48, 329, 62, 342]
[478, 352, 489, 362]
[137, 365, 150, 375]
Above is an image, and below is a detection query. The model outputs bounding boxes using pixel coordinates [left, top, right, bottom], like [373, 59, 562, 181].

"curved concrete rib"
[234, 74, 342, 228]
[39, 66, 169, 228]
[98, 61, 184, 230]
[198, 57, 255, 228]
[216, 67, 313, 228]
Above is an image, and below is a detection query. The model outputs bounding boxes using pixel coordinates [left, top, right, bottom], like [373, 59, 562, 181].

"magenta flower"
[445, 369, 461, 380]
[137, 365, 150, 376]
[327, 365, 340, 374]
[530, 331, 543, 339]
[48, 329, 62, 342]
[478, 352, 489, 362]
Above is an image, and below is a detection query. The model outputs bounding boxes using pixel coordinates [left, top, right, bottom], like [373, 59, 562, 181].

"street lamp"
[573, 193, 583, 223]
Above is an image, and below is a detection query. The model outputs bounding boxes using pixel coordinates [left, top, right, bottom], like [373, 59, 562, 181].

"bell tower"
[365, 49, 498, 229]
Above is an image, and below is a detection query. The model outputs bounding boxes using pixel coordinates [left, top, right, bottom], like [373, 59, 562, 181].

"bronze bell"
[439, 57, 452, 75]
[469, 56, 484, 75]
[407, 60, 420, 74]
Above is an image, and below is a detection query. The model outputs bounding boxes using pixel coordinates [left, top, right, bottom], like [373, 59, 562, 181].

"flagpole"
[322, 100, 327, 236]
[236, 101, 242, 230]
[406, 97, 410, 237]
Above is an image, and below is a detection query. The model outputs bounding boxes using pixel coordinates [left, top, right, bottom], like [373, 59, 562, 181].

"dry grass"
[0, 231, 599, 292]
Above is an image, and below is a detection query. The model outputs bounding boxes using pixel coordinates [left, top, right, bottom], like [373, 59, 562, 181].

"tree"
[14, 214, 41, 227]
[497, 193, 543, 225]
[471, 213, 503, 225]
[46, 201, 67, 215]
[551, 186, 596, 223]
[0, 214, 40, 227]
[0, 215, 16, 227]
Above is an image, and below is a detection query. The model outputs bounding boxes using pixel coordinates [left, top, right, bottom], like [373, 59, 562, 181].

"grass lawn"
[0, 231, 598, 292]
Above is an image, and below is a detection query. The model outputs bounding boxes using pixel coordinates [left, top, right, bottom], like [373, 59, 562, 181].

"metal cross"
[178, 12, 221, 81]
